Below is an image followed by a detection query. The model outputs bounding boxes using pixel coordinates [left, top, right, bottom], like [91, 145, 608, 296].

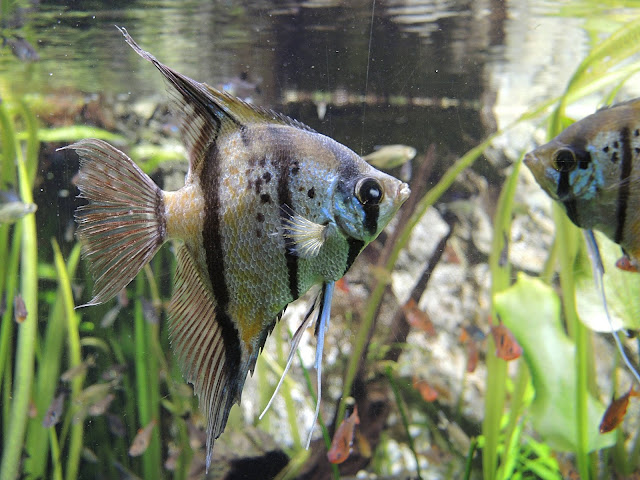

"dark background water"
[1, 0, 529, 255]
[2, 0, 502, 154]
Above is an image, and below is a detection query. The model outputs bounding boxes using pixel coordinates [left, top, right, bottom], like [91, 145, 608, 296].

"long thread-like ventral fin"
[583, 230, 640, 385]
[259, 297, 319, 420]
[168, 246, 241, 470]
[307, 281, 334, 448]
[63, 139, 166, 306]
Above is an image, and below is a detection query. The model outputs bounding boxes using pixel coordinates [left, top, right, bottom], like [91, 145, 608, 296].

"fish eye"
[355, 177, 384, 206]
[552, 149, 578, 173]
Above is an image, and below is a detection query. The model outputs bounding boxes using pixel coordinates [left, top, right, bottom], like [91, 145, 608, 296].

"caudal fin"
[63, 139, 166, 306]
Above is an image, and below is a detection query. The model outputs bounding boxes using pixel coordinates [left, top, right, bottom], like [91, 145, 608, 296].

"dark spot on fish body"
[635, 148, 640, 154]
[612, 152, 619, 163]
[307, 187, 315, 199]
[603, 146, 610, 153]
[260, 194, 271, 204]
[259, 156, 267, 168]
[262, 171, 271, 183]
[577, 151, 591, 170]
[200, 143, 242, 400]
[255, 178, 263, 194]
[240, 125, 250, 147]
[256, 212, 265, 222]
[256, 229, 262, 238]
[614, 141, 620, 149]
[614, 126, 633, 244]
[635, 129, 640, 137]
[291, 163, 300, 176]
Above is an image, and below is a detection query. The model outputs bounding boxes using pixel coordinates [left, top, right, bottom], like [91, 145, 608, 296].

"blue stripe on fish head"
[332, 177, 375, 240]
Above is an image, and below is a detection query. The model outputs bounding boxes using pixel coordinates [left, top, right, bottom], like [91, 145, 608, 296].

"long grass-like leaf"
[25, 243, 82, 477]
[554, 207, 591, 479]
[337, 135, 497, 426]
[49, 427, 63, 480]
[0, 140, 38, 480]
[0, 221, 21, 437]
[385, 366, 422, 479]
[551, 18, 640, 137]
[133, 274, 162, 479]
[50, 239, 85, 480]
[0, 101, 17, 185]
[484, 153, 525, 479]
[18, 99, 39, 187]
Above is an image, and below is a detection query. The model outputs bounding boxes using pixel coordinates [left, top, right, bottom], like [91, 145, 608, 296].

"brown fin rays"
[168, 246, 247, 470]
[116, 26, 316, 178]
[64, 139, 166, 306]
[117, 26, 237, 176]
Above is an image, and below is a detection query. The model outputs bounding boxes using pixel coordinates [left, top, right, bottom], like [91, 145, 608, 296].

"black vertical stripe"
[154, 187, 167, 242]
[615, 127, 633, 244]
[362, 204, 379, 236]
[557, 171, 571, 198]
[562, 199, 579, 226]
[557, 170, 580, 226]
[201, 144, 242, 396]
[275, 146, 299, 301]
[344, 238, 365, 275]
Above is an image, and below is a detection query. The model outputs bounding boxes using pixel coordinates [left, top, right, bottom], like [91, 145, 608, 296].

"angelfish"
[524, 99, 640, 269]
[64, 27, 410, 469]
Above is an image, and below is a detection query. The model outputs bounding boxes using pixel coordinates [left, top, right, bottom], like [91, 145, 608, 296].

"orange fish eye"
[552, 148, 578, 173]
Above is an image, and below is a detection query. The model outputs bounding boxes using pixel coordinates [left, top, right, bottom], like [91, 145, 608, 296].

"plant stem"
[555, 207, 590, 480]
[338, 135, 497, 426]
[484, 153, 523, 480]
[50, 239, 84, 480]
[0, 145, 38, 480]
[385, 366, 422, 479]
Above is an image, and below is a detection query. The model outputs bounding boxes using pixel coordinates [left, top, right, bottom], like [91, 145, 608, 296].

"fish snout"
[397, 182, 411, 204]
[523, 152, 536, 168]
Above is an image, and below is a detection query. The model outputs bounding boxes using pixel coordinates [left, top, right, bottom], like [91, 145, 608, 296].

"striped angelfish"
[64, 27, 410, 469]
[525, 99, 640, 270]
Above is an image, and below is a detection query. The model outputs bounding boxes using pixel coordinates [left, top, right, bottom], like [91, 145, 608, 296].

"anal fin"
[168, 245, 241, 470]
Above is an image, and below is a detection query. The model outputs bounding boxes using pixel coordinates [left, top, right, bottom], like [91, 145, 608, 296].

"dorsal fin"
[202, 84, 317, 133]
[117, 27, 315, 176]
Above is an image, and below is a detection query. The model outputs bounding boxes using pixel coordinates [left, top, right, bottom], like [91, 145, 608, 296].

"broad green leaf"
[494, 273, 615, 452]
[16, 126, 126, 144]
[574, 231, 640, 332]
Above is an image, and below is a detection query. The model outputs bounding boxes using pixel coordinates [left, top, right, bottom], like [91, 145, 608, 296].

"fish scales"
[525, 99, 640, 266]
[65, 27, 409, 470]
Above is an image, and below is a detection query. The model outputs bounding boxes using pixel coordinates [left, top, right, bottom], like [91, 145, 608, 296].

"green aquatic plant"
[483, 17, 640, 480]
[495, 274, 614, 452]
[0, 99, 39, 480]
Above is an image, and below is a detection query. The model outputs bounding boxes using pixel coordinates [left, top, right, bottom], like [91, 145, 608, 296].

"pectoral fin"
[281, 205, 330, 259]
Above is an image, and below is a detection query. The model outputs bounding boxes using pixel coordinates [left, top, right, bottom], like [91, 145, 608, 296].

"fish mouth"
[523, 152, 536, 168]
[397, 183, 411, 204]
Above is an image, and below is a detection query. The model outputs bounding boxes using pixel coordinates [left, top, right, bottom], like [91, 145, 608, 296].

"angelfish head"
[524, 140, 594, 202]
[332, 159, 410, 243]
